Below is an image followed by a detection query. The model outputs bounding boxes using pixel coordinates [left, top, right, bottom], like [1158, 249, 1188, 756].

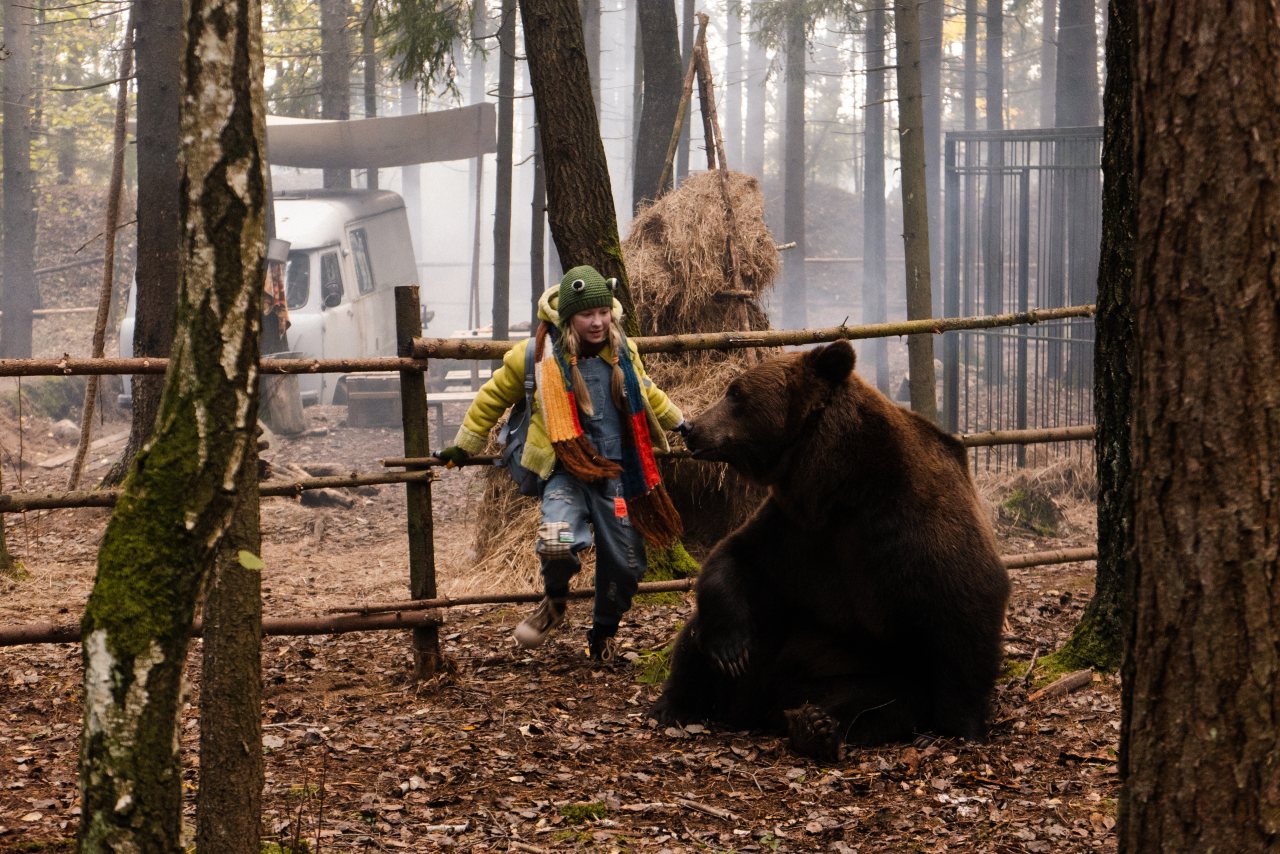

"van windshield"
[285, 251, 310, 310]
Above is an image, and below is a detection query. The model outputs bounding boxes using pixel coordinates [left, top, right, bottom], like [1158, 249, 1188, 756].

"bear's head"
[685, 340, 856, 485]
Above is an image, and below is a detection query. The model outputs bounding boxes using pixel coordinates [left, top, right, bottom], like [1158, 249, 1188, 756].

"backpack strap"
[522, 336, 537, 410]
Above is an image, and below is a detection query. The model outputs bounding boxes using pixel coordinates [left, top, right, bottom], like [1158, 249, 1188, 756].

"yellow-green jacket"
[449, 286, 684, 479]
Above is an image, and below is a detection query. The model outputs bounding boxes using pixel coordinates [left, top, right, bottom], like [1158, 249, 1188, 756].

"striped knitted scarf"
[534, 324, 683, 548]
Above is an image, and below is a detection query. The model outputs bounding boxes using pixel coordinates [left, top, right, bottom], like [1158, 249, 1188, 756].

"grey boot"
[513, 596, 567, 648]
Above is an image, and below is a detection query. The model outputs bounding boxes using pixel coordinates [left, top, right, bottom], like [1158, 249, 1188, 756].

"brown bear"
[651, 340, 1010, 759]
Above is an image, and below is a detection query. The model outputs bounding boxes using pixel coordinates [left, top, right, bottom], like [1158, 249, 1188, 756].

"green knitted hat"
[557, 265, 616, 325]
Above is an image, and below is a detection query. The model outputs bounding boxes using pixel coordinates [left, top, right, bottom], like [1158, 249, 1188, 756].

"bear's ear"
[810, 340, 855, 384]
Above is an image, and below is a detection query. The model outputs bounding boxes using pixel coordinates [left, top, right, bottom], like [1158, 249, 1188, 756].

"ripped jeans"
[537, 468, 647, 631]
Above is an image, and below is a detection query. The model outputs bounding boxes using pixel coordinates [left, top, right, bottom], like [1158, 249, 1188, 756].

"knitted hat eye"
[606, 278, 617, 291]
[572, 278, 586, 292]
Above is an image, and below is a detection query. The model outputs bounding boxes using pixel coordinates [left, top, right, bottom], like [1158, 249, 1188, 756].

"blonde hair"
[560, 320, 627, 417]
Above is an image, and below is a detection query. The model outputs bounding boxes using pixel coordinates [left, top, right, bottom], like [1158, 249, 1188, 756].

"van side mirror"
[321, 279, 343, 309]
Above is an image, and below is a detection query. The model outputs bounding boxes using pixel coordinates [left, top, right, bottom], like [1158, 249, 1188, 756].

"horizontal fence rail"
[2, 425, 1095, 513]
[0, 305, 1094, 378]
[0, 547, 1099, 647]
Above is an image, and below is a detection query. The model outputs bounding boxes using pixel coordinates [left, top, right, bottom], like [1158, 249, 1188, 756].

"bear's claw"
[784, 703, 845, 762]
[710, 644, 748, 678]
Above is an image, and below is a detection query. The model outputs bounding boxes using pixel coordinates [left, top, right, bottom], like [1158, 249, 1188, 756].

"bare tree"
[862, 1, 889, 394]
[493, 0, 517, 344]
[1121, 0, 1280, 847]
[2, 0, 38, 358]
[1049, 0, 1131, 674]
[519, 0, 636, 321]
[321, 0, 352, 188]
[895, 0, 938, 421]
[632, 0, 682, 209]
[104, 0, 184, 487]
[780, 1, 806, 329]
[76, 0, 267, 845]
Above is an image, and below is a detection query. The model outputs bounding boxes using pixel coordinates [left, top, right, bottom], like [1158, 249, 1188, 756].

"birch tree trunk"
[76, 0, 267, 843]
[1122, 0, 1280, 847]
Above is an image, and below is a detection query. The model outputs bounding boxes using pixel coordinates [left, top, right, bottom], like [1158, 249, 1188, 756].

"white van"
[120, 188, 424, 406]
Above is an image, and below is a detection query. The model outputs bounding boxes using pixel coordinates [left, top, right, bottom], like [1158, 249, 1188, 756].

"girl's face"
[569, 306, 612, 346]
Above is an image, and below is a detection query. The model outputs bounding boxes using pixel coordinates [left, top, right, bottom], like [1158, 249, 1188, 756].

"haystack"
[466, 170, 780, 594]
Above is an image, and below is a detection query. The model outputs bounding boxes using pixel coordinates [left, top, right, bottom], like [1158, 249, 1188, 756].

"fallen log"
[0, 609, 442, 648]
[1027, 669, 1095, 702]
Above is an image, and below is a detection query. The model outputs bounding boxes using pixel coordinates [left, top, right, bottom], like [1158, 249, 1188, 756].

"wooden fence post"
[395, 286, 445, 679]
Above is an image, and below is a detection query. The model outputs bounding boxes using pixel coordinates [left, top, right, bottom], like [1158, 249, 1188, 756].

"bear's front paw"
[784, 703, 845, 763]
[649, 693, 688, 727]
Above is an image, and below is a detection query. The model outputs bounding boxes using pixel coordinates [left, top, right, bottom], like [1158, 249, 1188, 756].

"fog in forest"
[2, 0, 1105, 439]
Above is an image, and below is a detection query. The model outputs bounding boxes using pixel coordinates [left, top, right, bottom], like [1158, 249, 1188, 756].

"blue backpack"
[496, 341, 542, 496]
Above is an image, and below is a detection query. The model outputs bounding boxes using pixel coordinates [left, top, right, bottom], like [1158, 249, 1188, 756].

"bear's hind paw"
[784, 703, 846, 763]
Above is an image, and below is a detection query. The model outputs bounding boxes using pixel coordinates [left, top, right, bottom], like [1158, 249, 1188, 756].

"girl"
[437, 266, 686, 661]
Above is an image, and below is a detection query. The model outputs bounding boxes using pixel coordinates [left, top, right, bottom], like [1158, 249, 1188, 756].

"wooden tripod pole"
[656, 14, 709, 196]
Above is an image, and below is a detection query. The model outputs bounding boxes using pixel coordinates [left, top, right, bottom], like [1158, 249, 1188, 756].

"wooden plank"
[37, 430, 130, 469]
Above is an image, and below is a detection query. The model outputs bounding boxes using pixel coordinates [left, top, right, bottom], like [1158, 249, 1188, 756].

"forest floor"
[0, 385, 1117, 853]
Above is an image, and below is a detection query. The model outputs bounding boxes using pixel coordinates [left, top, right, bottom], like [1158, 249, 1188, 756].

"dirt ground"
[0, 378, 1118, 853]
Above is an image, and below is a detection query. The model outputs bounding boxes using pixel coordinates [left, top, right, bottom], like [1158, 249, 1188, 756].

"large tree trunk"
[2, 0, 38, 358]
[493, 0, 517, 344]
[104, 0, 184, 487]
[76, 0, 267, 844]
[320, 0, 352, 188]
[862, 3, 889, 395]
[1121, 0, 1280, 848]
[632, 0, 682, 210]
[1051, 0, 1132, 675]
[894, 0, 938, 422]
[780, 2, 806, 329]
[519, 0, 635, 325]
[963, 0, 978, 131]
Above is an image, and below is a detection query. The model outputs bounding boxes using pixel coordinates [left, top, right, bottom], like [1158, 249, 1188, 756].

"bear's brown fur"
[652, 341, 1010, 758]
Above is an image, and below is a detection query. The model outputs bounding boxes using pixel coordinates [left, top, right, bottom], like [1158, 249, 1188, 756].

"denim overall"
[537, 355, 646, 632]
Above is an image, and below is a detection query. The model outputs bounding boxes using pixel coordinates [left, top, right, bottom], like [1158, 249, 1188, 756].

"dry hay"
[974, 453, 1098, 543]
[469, 169, 782, 586]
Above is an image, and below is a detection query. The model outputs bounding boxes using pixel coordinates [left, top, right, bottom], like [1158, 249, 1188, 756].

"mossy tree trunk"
[1121, 0, 1280, 846]
[1049, 0, 1132, 675]
[76, 0, 268, 845]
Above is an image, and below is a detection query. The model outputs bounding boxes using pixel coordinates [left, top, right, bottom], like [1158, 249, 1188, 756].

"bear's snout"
[683, 419, 728, 460]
